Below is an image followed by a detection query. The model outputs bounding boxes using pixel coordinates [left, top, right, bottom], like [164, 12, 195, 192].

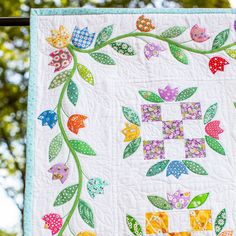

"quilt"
[25, 8, 236, 236]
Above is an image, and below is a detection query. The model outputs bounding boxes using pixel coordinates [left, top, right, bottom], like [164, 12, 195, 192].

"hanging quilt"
[25, 8, 236, 236]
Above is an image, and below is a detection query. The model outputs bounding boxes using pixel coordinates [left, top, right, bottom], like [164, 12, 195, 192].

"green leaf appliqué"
[175, 87, 197, 101]
[161, 26, 187, 38]
[78, 199, 95, 228]
[95, 25, 113, 47]
[212, 29, 230, 50]
[89, 52, 116, 65]
[123, 137, 141, 159]
[122, 106, 141, 126]
[204, 103, 218, 124]
[126, 214, 144, 236]
[215, 209, 226, 235]
[49, 133, 63, 162]
[147, 195, 173, 210]
[110, 42, 136, 56]
[139, 91, 164, 103]
[182, 160, 208, 175]
[169, 44, 188, 65]
[146, 160, 170, 177]
[225, 48, 236, 60]
[205, 135, 225, 155]
[54, 184, 78, 206]
[67, 80, 78, 106]
[77, 64, 94, 85]
[70, 140, 96, 156]
[187, 193, 209, 209]
[49, 69, 72, 89]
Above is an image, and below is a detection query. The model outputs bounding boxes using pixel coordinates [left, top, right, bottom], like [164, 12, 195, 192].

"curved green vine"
[71, 31, 236, 55]
[57, 45, 82, 236]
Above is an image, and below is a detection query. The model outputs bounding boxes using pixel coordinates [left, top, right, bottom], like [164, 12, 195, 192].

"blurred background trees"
[0, 0, 231, 235]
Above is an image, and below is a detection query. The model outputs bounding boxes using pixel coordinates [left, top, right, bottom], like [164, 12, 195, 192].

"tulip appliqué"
[47, 25, 71, 49]
[167, 190, 190, 209]
[48, 163, 69, 184]
[144, 43, 165, 60]
[121, 122, 140, 142]
[209, 57, 229, 74]
[72, 27, 95, 49]
[67, 114, 87, 134]
[136, 15, 155, 32]
[205, 120, 223, 140]
[42, 213, 63, 235]
[166, 161, 188, 179]
[38, 110, 58, 129]
[190, 24, 210, 43]
[87, 178, 108, 199]
[158, 85, 178, 102]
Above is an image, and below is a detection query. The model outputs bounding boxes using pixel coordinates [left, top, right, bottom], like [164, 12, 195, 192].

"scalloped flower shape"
[121, 122, 140, 142]
[209, 57, 229, 74]
[72, 27, 95, 49]
[166, 161, 188, 179]
[87, 177, 108, 199]
[167, 190, 190, 209]
[205, 120, 224, 140]
[38, 110, 58, 129]
[136, 15, 155, 32]
[42, 213, 63, 235]
[158, 85, 179, 102]
[190, 24, 210, 43]
[48, 163, 69, 184]
[67, 114, 87, 134]
[144, 43, 165, 60]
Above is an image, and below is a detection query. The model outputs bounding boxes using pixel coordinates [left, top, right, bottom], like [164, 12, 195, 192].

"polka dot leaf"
[70, 139, 96, 156]
[89, 52, 116, 65]
[225, 49, 236, 60]
[67, 80, 79, 106]
[78, 199, 95, 228]
[49, 69, 72, 89]
[49, 133, 63, 162]
[139, 90, 164, 103]
[187, 193, 209, 209]
[95, 25, 113, 47]
[204, 103, 218, 124]
[212, 29, 230, 50]
[205, 135, 225, 155]
[123, 137, 141, 159]
[182, 160, 208, 175]
[215, 209, 227, 235]
[77, 64, 94, 85]
[169, 43, 188, 65]
[110, 42, 136, 56]
[126, 214, 144, 236]
[161, 26, 187, 38]
[147, 195, 173, 210]
[53, 184, 78, 207]
[146, 160, 170, 177]
[175, 87, 197, 101]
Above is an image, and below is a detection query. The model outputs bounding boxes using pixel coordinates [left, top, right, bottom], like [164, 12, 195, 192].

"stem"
[71, 32, 236, 55]
[57, 45, 83, 236]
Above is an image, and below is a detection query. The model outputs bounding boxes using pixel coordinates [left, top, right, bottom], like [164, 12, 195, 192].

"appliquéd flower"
[42, 213, 63, 235]
[87, 177, 108, 199]
[38, 110, 58, 129]
[48, 163, 69, 184]
[47, 25, 71, 49]
[190, 24, 210, 43]
[158, 85, 179, 102]
[77, 232, 96, 236]
[205, 120, 224, 140]
[144, 43, 165, 60]
[136, 15, 155, 32]
[121, 122, 140, 142]
[209, 57, 229, 74]
[72, 27, 95, 49]
[67, 114, 87, 134]
[219, 231, 233, 236]
[49, 49, 72, 72]
[166, 161, 188, 179]
[167, 190, 190, 209]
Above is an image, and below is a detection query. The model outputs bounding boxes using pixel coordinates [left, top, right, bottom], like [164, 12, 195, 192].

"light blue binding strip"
[25, 7, 236, 235]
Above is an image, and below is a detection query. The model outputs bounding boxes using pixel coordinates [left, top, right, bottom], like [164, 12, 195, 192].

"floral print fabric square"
[163, 120, 184, 139]
[141, 104, 162, 122]
[185, 138, 206, 158]
[146, 212, 168, 234]
[181, 102, 202, 120]
[143, 140, 165, 160]
[189, 210, 213, 231]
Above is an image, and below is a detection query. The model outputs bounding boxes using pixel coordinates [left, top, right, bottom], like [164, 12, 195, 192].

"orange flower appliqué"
[67, 114, 87, 134]
[136, 15, 155, 32]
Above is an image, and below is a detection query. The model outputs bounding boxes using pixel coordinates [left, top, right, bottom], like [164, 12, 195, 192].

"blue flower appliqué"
[38, 110, 58, 129]
[166, 161, 188, 179]
[72, 27, 95, 49]
[87, 178, 108, 199]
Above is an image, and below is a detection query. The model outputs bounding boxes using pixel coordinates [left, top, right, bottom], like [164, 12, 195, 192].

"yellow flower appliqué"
[77, 232, 96, 236]
[121, 122, 140, 142]
[47, 25, 71, 48]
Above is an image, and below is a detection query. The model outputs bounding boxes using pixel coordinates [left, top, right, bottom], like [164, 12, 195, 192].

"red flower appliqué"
[209, 57, 229, 74]
[205, 120, 224, 140]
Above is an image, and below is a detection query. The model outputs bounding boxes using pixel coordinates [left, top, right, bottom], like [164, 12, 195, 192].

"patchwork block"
[163, 120, 184, 139]
[189, 210, 213, 231]
[185, 138, 206, 158]
[181, 102, 202, 120]
[141, 104, 162, 122]
[168, 232, 191, 236]
[146, 212, 169, 234]
[143, 140, 165, 160]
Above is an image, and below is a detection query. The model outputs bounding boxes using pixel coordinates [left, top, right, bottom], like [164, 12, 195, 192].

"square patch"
[165, 139, 185, 160]
[163, 120, 184, 139]
[182, 120, 204, 139]
[185, 138, 206, 159]
[161, 103, 182, 121]
[169, 210, 191, 233]
[141, 104, 162, 122]
[141, 122, 163, 140]
[168, 233, 191, 236]
[181, 102, 202, 120]
[189, 210, 213, 231]
[143, 140, 165, 160]
[146, 212, 169, 234]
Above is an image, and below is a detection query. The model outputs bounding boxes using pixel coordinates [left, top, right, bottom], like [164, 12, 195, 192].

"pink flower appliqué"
[42, 213, 63, 235]
[205, 120, 224, 140]
[158, 85, 178, 102]
[190, 24, 210, 43]
[209, 57, 229, 74]
[144, 43, 165, 60]
[48, 163, 69, 184]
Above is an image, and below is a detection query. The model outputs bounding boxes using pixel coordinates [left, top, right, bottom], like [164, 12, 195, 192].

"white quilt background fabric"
[30, 11, 236, 236]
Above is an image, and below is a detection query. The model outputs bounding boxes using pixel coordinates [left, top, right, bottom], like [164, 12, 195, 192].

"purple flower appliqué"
[167, 190, 190, 209]
[144, 43, 165, 60]
[158, 85, 178, 102]
[38, 110, 58, 129]
[166, 161, 188, 179]
[48, 163, 69, 184]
